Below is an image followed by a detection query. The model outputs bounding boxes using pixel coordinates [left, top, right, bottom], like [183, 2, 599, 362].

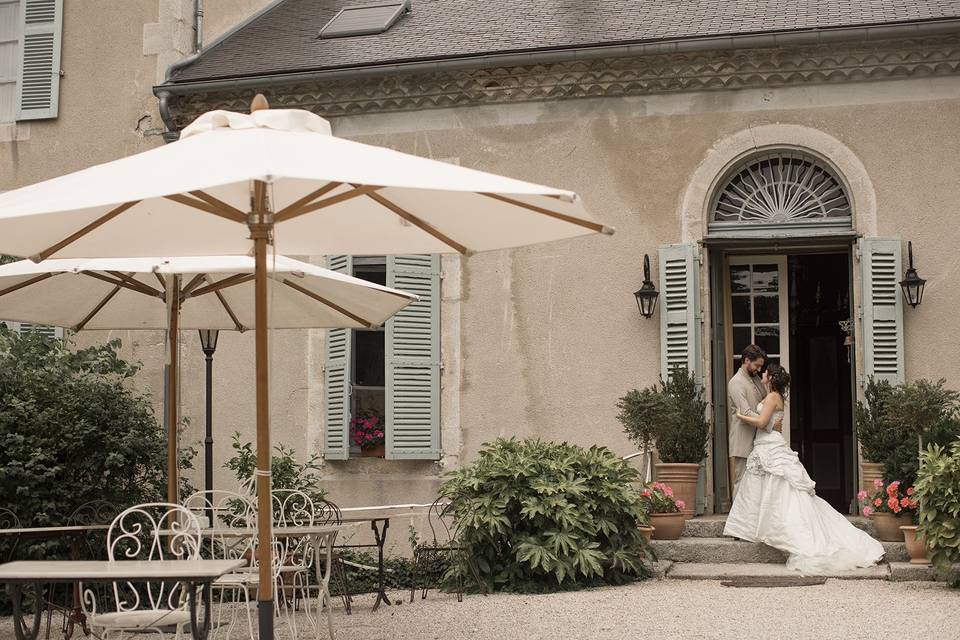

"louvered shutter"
[10, 321, 63, 340]
[16, 0, 62, 120]
[659, 243, 701, 382]
[386, 255, 440, 460]
[859, 237, 904, 385]
[323, 255, 352, 460]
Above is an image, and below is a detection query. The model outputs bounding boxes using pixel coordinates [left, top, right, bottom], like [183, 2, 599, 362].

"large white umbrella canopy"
[0, 255, 416, 331]
[0, 98, 611, 638]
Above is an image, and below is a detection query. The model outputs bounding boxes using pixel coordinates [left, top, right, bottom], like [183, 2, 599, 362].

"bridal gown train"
[723, 407, 885, 573]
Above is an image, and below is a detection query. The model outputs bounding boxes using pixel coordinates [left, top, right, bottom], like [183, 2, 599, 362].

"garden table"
[336, 505, 435, 611]
[0, 558, 244, 640]
[0, 524, 111, 639]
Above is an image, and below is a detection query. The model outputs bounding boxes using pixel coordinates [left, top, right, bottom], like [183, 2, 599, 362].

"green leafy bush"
[439, 438, 652, 593]
[224, 432, 326, 519]
[859, 377, 960, 487]
[915, 441, 960, 587]
[618, 369, 709, 464]
[0, 330, 188, 534]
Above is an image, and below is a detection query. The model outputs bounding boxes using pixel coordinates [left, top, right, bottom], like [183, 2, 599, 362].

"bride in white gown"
[722, 364, 885, 572]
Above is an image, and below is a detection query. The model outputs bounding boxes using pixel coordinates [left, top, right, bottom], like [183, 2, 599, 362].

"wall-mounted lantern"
[634, 254, 659, 319]
[899, 241, 926, 309]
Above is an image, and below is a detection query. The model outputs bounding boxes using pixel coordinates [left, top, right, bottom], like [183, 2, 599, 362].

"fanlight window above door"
[709, 151, 852, 235]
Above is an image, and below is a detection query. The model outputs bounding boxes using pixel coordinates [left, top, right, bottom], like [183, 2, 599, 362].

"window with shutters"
[0, 1, 20, 123]
[11, 0, 62, 121]
[323, 254, 441, 461]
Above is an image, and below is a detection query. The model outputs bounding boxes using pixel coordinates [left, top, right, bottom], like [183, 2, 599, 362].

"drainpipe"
[194, 0, 204, 53]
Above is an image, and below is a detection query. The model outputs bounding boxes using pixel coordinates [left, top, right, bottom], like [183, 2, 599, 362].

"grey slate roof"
[168, 0, 960, 83]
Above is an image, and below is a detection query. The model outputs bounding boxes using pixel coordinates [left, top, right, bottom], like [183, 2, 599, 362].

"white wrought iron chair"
[81, 503, 202, 639]
[271, 489, 318, 638]
[184, 490, 257, 640]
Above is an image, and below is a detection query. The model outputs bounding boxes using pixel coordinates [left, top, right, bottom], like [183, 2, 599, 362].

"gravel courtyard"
[3, 579, 956, 640]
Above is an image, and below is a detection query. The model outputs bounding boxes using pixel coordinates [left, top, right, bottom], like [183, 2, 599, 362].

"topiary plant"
[439, 438, 653, 593]
[914, 440, 960, 587]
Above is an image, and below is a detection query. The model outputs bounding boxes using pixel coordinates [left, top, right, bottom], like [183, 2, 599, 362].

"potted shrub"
[639, 482, 686, 540]
[855, 378, 894, 492]
[619, 369, 708, 519]
[857, 479, 916, 541]
[350, 411, 386, 457]
[914, 441, 960, 583]
[899, 510, 931, 565]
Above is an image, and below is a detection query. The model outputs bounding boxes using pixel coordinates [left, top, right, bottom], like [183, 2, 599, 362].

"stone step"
[651, 536, 909, 564]
[680, 515, 877, 538]
[661, 561, 958, 582]
[666, 562, 891, 581]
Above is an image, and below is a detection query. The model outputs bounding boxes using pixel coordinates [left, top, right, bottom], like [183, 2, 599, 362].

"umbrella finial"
[250, 94, 270, 113]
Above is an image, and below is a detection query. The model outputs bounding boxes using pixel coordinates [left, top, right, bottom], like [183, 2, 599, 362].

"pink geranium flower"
[873, 478, 884, 489]
[862, 506, 874, 517]
[857, 490, 868, 501]
[675, 500, 686, 511]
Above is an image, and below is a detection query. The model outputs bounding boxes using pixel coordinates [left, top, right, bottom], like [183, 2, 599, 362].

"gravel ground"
[1, 580, 958, 640]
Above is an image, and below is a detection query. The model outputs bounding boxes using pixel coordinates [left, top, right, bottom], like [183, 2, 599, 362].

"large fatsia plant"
[915, 440, 960, 587]
[440, 438, 653, 592]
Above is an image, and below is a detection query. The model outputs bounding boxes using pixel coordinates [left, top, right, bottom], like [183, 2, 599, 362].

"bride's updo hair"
[766, 363, 791, 397]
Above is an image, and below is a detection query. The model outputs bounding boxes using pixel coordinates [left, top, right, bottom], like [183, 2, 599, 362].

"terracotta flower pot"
[871, 512, 913, 541]
[649, 512, 685, 540]
[637, 525, 655, 543]
[860, 462, 884, 494]
[900, 525, 931, 565]
[654, 463, 699, 519]
[361, 443, 385, 458]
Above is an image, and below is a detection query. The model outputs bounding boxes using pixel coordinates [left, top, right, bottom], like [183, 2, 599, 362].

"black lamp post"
[198, 329, 219, 522]
[634, 254, 660, 319]
[899, 241, 926, 309]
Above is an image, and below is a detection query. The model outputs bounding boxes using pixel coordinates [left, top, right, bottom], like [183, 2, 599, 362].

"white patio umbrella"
[0, 96, 612, 638]
[0, 254, 417, 508]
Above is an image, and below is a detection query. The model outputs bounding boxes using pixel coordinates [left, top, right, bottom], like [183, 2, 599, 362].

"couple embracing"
[722, 345, 884, 573]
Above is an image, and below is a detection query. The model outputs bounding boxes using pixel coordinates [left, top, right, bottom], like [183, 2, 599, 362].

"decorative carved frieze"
[165, 34, 960, 130]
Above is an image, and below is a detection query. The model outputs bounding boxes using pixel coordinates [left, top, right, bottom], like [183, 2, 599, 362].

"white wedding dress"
[723, 404, 885, 572]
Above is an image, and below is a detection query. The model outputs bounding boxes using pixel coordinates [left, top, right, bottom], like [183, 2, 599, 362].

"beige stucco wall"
[320, 74, 960, 524]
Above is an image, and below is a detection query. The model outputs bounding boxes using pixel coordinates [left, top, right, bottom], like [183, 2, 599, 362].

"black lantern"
[899, 241, 926, 309]
[634, 254, 660, 319]
[197, 329, 219, 524]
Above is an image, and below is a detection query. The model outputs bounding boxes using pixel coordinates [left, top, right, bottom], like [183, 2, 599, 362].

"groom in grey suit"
[728, 344, 781, 498]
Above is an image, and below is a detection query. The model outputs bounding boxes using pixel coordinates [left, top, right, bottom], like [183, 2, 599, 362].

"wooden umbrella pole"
[250, 176, 275, 640]
[166, 275, 182, 506]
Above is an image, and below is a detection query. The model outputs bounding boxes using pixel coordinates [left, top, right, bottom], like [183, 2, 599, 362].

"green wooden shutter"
[386, 255, 440, 460]
[659, 243, 702, 382]
[323, 255, 353, 460]
[8, 321, 63, 340]
[17, 0, 62, 120]
[859, 237, 904, 385]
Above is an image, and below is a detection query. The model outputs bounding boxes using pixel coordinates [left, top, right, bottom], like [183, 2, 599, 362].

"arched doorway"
[705, 148, 858, 513]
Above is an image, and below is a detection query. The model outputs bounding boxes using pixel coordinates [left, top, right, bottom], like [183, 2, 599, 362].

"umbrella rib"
[73, 284, 123, 332]
[281, 278, 376, 328]
[32, 201, 140, 262]
[275, 182, 342, 220]
[191, 273, 255, 298]
[273, 185, 382, 223]
[153, 272, 167, 291]
[213, 288, 245, 332]
[104, 271, 164, 297]
[0, 272, 56, 299]
[480, 193, 610, 234]
[164, 193, 247, 223]
[80, 271, 163, 298]
[362, 190, 468, 254]
[189, 191, 247, 220]
[180, 273, 208, 300]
